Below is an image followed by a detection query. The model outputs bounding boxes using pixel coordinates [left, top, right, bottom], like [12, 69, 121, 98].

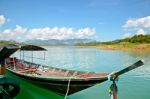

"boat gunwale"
[6, 59, 108, 80]
[7, 68, 108, 81]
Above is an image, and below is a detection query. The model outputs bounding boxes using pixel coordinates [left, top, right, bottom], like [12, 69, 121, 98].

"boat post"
[0, 58, 6, 78]
[32, 50, 33, 62]
[0, 44, 20, 99]
[108, 74, 118, 99]
[0, 57, 19, 99]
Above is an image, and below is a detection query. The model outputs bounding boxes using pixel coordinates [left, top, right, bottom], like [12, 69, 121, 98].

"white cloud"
[26, 27, 72, 40]
[0, 15, 6, 25]
[123, 16, 150, 28]
[0, 26, 96, 41]
[136, 28, 146, 35]
[26, 27, 95, 40]
[75, 28, 95, 38]
[0, 25, 27, 41]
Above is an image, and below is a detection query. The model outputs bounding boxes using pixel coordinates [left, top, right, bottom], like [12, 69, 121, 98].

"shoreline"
[76, 43, 150, 52]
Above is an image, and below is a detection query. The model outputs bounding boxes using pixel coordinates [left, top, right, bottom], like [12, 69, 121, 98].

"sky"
[0, 0, 150, 42]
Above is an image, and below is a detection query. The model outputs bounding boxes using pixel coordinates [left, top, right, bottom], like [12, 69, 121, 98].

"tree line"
[76, 34, 150, 46]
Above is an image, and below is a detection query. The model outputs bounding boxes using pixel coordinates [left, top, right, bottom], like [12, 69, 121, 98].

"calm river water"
[9, 46, 150, 99]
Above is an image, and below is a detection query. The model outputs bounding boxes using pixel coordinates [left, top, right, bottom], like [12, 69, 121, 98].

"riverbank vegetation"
[76, 34, 150, 51]
[0, 40, 26, 46]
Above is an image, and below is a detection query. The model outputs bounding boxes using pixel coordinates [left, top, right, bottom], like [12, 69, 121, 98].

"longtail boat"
[1, 45, 144, 97]
[6, 58, 109, 96]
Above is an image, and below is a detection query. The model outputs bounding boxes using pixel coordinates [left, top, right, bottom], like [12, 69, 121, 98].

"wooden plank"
[113, 60, 144, 78]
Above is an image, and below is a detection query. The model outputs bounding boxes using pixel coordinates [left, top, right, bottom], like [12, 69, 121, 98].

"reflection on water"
[11, 46, 150, 99]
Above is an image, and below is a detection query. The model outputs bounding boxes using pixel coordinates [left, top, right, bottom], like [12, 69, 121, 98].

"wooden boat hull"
[7, 69, 108, 96]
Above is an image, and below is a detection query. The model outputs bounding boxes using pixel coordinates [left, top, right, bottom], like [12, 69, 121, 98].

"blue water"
[11, 46, 150, 99]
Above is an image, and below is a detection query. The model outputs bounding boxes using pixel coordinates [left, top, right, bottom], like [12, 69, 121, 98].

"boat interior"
[6, 58, 108, 79]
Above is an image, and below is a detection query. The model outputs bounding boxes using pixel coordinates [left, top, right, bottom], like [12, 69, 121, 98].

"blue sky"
[0, 0, 150, 42]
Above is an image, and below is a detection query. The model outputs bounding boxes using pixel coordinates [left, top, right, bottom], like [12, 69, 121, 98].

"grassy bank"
[76, 35, 150, 51]
[96, 43, 150, 51]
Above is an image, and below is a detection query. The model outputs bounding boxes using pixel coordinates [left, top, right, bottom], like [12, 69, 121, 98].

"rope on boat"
[64, 72, 78, 99]
[108, 72, 119, 99]
[109, 81, 118, 99]
[64, 78, 71, 99]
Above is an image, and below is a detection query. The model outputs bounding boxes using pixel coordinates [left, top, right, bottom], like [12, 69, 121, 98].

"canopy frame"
[19, 45, 47, 62]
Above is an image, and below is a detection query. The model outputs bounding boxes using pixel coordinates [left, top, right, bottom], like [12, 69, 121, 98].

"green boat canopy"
[0, 44, 20, 58]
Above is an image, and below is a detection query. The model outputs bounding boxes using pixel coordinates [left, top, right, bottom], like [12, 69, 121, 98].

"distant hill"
[2, 34, 149, 46]
[118, 34, 150, 43]
[76, 34, 150, 46]
[102, 34, 150, 44]
[26, 39, 95, 46]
